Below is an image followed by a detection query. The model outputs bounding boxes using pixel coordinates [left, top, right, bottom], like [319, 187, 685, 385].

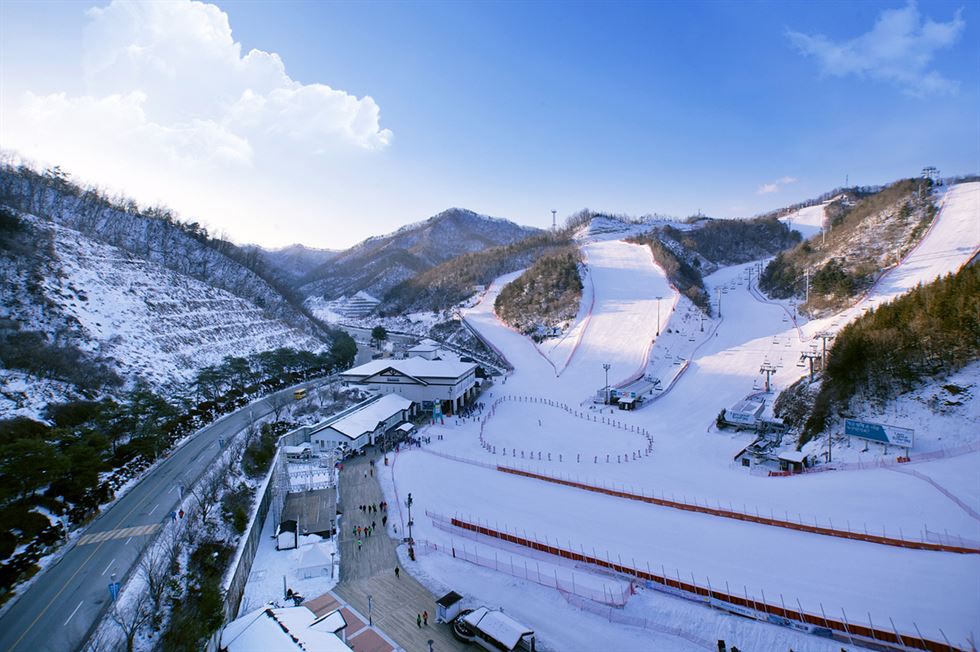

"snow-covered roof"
[462, 607, 533, 650]
[319, 394, 411, 440]
[297, 543, 334, 570]
[311, 609, 347, 634]
[220, 607, 350, 652]
[730, 397, 765, 415]
[284, 443, 312, 454]
[341, 356, 476, 381]
[408, 339, 440, 352]
[778, 450, 807, 463]
[396, 422, 415, 432]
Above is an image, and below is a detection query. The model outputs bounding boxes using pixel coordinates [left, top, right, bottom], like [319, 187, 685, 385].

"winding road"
[0, 378, 329, 652]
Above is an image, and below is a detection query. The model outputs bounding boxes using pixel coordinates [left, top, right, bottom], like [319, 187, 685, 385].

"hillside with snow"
[1, 214, 328, 419]
[762, 178, 942, 314]
[0, 164, 336, 419]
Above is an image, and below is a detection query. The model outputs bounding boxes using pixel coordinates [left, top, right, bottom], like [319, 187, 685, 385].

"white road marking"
[101, 559, 115, 576]
[125, 537, 133, 545]
[64, 600, 83, 626]
[148, 503, 159, 515]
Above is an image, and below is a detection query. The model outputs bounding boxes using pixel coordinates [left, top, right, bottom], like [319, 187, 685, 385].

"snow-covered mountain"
[0, 164, 334, 418]
[297, 207, 540, 303]
[256, 243, 339, 281]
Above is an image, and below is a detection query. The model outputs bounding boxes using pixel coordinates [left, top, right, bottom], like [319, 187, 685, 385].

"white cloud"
[756, 176, 798, 195]
[0, 0, 395, 247]
[3, 0, 390, 171]
[787, 1, 965, 97]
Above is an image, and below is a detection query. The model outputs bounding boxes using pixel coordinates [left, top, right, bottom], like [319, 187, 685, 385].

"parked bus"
[293, 388, 307, 400]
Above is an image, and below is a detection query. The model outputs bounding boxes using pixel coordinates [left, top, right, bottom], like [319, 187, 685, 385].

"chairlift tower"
[759, 361, 778, 392]
[551, 209, 557, 231]
[602, 363, 611, 405]
[814, 330, 835, 372]
[800, 346, 821, 383]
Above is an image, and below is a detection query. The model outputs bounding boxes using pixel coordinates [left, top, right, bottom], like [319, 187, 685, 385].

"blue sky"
[1, 0, 976, 248]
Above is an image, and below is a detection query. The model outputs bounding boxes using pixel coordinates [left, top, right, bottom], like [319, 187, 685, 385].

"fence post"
[819, 602, 831, 630]
[888, 617, 906, 647]
[867, 612, 878, 641]
[840, 608, 856, 646]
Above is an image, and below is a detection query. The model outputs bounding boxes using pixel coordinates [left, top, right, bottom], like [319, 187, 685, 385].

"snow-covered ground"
[404, 542, 851, 652]
[0, 369, 81, 420]
[44, 222, 323, 389]
[381, 183, 980, 650]
[240, 505, 338, 614]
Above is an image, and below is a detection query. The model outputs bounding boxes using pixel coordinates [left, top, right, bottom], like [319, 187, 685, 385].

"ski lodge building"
[340, 357, 479, 415]
[309, 393, 413, 454]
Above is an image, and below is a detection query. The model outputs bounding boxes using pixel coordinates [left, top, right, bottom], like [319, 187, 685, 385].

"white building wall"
[366, 372, 476, 405]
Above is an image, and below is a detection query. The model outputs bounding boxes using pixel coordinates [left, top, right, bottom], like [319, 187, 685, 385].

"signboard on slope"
[845, 419, 914, 448]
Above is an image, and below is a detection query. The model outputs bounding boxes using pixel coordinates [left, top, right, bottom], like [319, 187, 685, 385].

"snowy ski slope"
[388, 182, 980, 649]
[780, 200, 831, 240]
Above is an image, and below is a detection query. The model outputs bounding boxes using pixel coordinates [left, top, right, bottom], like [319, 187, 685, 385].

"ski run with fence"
[427, 510, 969, 652]
[416, 446, 980, 555]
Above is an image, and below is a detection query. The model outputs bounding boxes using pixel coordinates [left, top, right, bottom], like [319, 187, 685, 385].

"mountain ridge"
[297, 207, 541, 302]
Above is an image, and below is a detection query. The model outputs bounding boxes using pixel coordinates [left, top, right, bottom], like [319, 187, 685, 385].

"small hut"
[277, 520, 298, 550]
[436, 591, 464, 623]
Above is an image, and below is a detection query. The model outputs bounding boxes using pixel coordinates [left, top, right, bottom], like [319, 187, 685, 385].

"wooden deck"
[337, 453, 467, 652]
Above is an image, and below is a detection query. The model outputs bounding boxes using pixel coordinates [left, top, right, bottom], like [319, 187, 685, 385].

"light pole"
[407, 492, 414, 542]
[602, 363, 611, 405]
[656, 296, 663, 337]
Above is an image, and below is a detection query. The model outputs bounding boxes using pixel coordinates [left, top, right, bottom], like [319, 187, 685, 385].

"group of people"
[359, 501, 388, 514]
[459, 401, 485, 419]
[351, 501, 389, 551]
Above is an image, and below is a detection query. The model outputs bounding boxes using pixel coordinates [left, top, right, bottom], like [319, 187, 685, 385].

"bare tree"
[190, 468, 225, 525]
[139, 545, 174, 619]
[109, 590, 153, 652]
[269, 390, 292, 423]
